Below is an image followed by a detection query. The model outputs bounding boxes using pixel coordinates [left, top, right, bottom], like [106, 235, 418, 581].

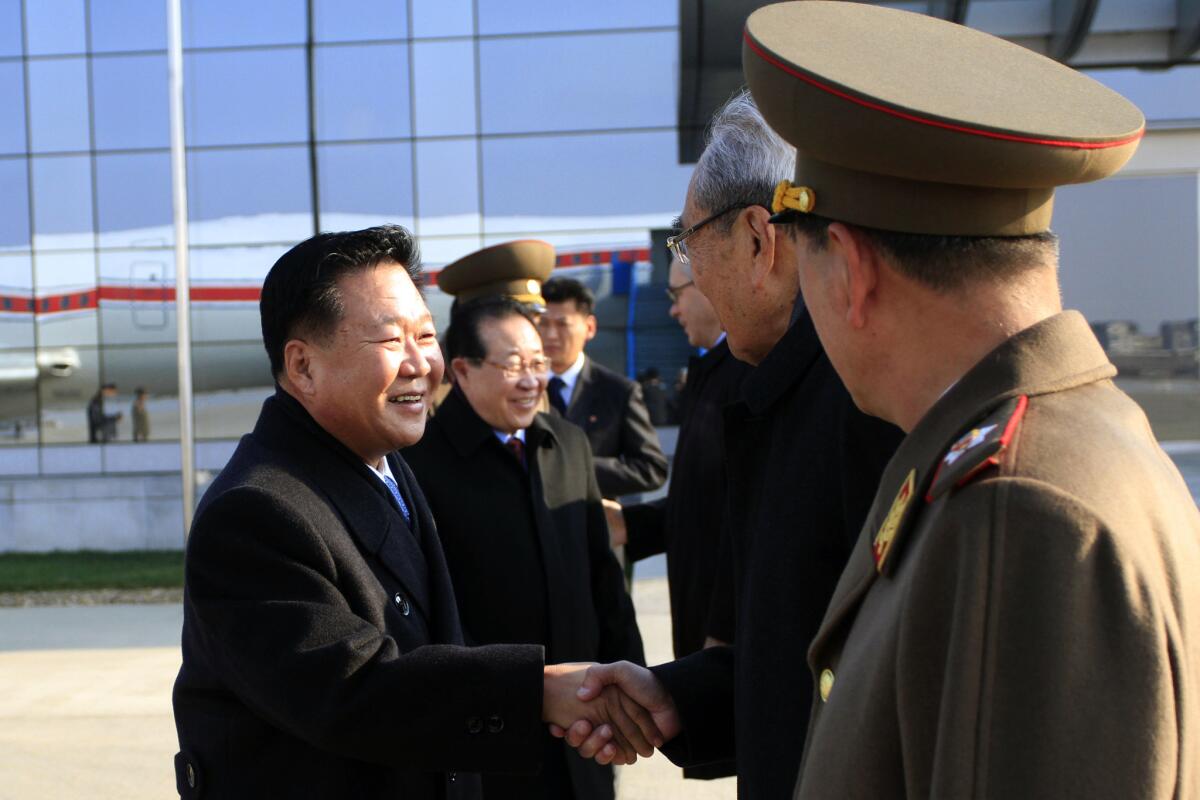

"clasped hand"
[542, 661, 680, 765]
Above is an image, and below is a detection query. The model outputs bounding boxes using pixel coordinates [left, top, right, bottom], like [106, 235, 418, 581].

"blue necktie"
[547, 376, 568, 415]
[382, 474, 412, 525]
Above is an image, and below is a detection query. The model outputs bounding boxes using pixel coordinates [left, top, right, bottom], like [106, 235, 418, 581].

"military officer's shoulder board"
[926, 395, 1029, 503]
[872, 395, 1028, 575]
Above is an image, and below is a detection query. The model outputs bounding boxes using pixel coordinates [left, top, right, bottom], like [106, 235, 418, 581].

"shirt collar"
[494, 428, 527, 445]
[365, 455, 396, 485]
[553, 351, 587, 397]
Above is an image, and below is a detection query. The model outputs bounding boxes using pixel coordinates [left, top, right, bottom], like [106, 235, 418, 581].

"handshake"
[542, 661, 680, 765]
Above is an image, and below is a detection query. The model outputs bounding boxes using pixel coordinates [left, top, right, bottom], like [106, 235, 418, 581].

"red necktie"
[506, 436, 525, 469]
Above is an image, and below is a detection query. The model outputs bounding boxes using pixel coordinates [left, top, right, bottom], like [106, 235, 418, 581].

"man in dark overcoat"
[404, 297, 644, 800]
[171, 227, 659, 800]
[539, 277, 668, 498]
[559, 92, 904, 797]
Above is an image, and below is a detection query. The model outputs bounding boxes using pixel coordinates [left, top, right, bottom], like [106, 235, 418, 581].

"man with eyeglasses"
[404, 296, 644, 800]
[556, 90, 903, 798]
[538, 277, 668, 499]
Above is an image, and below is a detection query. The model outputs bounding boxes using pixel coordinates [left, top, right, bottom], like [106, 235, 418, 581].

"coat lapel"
[565, 358, 593, 421]
[525, 416, 577, 662]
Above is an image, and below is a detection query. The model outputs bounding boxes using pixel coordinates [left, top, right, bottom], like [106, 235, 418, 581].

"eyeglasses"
[666, 203, 752, 264]
[665, 280, 695, 303]
[473, 356, 549, 380]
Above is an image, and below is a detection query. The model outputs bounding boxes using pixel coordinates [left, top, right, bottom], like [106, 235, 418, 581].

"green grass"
[0, 550, 184, 593]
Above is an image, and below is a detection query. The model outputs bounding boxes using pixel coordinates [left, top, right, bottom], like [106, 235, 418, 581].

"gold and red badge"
[873, 469, 916, 573]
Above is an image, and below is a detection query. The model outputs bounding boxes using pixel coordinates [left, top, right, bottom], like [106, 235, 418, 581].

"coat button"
[466, 716, 484, 734]
[393, 592, 411, 616]
[819, 668, 835, 702]
[186, 763, 196, 788]
[486, 714, 505, 734]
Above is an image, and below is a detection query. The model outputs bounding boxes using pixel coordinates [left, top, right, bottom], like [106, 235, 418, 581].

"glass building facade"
[0, 0, 693, 477]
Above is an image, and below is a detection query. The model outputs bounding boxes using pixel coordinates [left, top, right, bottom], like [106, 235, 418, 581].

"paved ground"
[0, 576, 734, 800]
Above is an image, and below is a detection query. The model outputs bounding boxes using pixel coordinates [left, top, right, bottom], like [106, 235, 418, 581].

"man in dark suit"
[538, 278, 667, 498]
[171, 226, 660, 799]
[559, 92, 903, 797]
[405, 297, 644, 800]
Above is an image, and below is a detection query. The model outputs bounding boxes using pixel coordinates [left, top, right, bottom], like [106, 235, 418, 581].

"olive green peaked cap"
[437, 240, 555, 308]
[743, 1, 1145, 236]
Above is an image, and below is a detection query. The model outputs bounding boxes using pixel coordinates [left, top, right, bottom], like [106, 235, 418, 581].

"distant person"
[86, 383, 121, 443]
[636, 368, 671, 426]
[405, 297, 645, 800]
[431, 240, 556, 413]
[172, 226, 661, 799]
[131, 387, 150, 442]
[604, 255, 753, 781]
[538, 278, 667, 498]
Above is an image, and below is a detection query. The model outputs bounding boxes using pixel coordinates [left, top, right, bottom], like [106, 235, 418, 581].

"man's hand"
[543, 663, 665, 765]
[602, 499, 627, 547]
[549, 661, 681, 765]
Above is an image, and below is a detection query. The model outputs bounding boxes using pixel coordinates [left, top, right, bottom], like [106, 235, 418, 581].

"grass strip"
[0, 550, 184, 593]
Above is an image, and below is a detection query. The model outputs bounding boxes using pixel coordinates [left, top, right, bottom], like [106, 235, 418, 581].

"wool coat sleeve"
[184, 485, 546, 774]
[621, 498, 666, 564]
[592, 381, 669, 497]
[649, 645, 736, 768]
[584, 454, 647, 667]
[893, 479, 1185, 799]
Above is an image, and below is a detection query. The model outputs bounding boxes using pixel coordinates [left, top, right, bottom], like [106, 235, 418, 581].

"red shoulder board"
[925, 395, 1028, 503]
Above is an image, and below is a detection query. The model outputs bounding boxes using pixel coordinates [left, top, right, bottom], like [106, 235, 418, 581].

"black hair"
[444, 296, 537, 362]
[260, 225, 422, 377]
[541, 277, 595, 315]
[784, 213, 1058, 292]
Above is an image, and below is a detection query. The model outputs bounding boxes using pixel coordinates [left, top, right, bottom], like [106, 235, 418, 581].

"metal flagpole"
[167, 0, 196, 539]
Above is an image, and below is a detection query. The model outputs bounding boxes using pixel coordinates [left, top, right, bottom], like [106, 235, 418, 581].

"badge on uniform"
[926, 395, 1029, 503]
[873, 468, 916, 574]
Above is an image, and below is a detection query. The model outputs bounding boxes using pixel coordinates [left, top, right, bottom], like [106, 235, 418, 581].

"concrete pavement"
[0, 576, 735, 800]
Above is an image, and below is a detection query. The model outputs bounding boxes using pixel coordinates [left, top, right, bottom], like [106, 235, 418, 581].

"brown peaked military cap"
[437, 240, 555, 308]
[743, 1, 1145, 236]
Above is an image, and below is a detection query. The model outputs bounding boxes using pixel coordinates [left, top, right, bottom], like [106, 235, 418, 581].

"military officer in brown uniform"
[742, 3, 1200, 797]
[563, 2, 1200, 797]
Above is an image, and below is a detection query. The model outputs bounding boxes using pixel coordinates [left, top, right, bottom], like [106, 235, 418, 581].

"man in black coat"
[405, 298, 644, 800]
[538, 278, 668, 498]
[559, 93, 903, 797]
[172, 227, 660, 800]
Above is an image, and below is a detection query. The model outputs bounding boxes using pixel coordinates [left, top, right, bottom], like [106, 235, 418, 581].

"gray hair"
[691, 89, 795, 228]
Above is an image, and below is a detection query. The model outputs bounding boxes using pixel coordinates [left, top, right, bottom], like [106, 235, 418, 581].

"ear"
[584, 314, 598, 341]
[743, 206, 779, 289]
[826, 223, 877, 330]
[450, 356, 472, 386]
[283, 339, 318, 396]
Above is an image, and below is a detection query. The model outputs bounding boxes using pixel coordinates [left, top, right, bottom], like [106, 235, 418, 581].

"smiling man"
[172, 227, 659, 800]
[404, 297, 644, 800]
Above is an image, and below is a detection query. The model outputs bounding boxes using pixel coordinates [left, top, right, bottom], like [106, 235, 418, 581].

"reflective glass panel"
[0, 344, 38, 445]
[313, 0, 408, 42]
[0, 63, 25, 155]
[0, 0, 21, 57]
[28, 58, 90, 153]
[186, 48, 307, 147]
[31, 155, 94, 250]
[100, 345, 178, 443]
[412, 40, 476, 137]
[314, 44, 411, 141]
[92, 54, 169, 150]
[317, 142, 415, 232]
[96, 152, 173, 248]
[186, 244, 279, 350]
[0, 253, 34, 350]
[415, 139, 479, 236]
[187, 146, 313, 246]
[25, 0, 86, 55]
[40, 343, 100, 444]
[90, 0, 167, 53]
[481, 131, 691, 233]
[477, 0, 676, 35]
[480, 32, 675, 134]
[183, 0, 305, 48]
[412, 0, 472, 38]
[97, 249, 177, 346]
[0, 158, 30, 250]
[193, 342, 274, 440]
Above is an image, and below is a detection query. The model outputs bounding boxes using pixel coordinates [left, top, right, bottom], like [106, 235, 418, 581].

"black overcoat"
[172, 389, 545, 800]
[652, 311, 904, 798]
[404, 388, 645, 800]
[623, 339, 752, 656]
[562, 357, 668, 498]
